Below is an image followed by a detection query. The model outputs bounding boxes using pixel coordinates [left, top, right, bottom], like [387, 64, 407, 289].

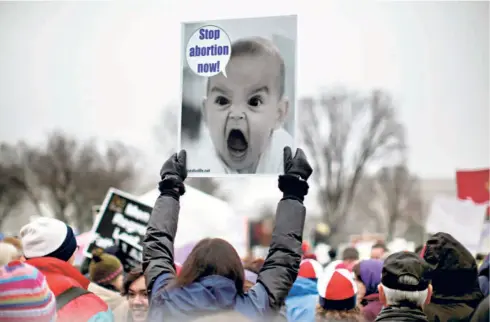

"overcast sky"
[0, 1, 488, 214]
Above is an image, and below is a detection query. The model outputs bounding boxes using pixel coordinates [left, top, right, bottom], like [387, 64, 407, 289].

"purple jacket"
[362, 293, 383, 322]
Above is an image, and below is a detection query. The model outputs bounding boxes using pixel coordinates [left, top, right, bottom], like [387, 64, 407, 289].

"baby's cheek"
[250, 122, 273, 148]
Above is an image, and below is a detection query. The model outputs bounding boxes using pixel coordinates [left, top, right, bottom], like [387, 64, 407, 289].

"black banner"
[84, 189, 152, 271]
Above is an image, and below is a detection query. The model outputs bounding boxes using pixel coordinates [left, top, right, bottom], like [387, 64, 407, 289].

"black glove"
[158, 150, 187, 197]
[278, 147, 313, 202]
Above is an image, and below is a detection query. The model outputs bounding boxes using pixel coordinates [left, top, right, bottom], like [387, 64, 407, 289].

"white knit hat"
[20, 217, 77, 262]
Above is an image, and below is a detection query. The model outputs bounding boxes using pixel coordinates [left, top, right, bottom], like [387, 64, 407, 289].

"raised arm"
[142, 150, 187, 295]
[256, 147, 313, 310]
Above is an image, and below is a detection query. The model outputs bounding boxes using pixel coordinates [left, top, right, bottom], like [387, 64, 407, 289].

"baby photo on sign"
[180, 15, 297, 176]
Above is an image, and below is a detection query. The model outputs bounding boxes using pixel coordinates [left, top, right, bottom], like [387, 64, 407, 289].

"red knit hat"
[317, 268, 358, 310]
[298, 259, 323, 279]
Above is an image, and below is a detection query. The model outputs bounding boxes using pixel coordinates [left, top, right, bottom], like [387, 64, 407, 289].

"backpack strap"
[56, 286, 91, 311]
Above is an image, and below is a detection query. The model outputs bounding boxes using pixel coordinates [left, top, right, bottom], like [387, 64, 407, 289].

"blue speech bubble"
[186, 25, 231, 77]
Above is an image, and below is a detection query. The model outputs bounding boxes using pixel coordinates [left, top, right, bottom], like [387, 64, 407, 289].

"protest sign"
[83, 188, 152, 271]
[179, 15, 298, 177]
[426, 196, 487, 255]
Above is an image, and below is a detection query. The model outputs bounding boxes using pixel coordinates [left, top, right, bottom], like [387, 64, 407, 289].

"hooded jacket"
[422, 232, 484, 322]
[25, 257, 113, 322]
[358, 259, 384, 322]
[143, 194, 306, 322]
[284, 277, 318, 322]
[477, 254, 489, 297]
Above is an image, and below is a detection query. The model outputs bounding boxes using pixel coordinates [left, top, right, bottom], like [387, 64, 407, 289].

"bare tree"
[376, 164, 424, 241]
[0, 143, 42, 227]
[71, 139, 139, 230]
[4, 132, 139, 231]
[356, 164, 425, 242]
[0, 162, 24, 226]
[352, 177, 385, 233]
[299, 89, 406, 244]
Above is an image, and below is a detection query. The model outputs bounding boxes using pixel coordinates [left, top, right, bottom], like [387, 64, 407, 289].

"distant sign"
[426, 196, 487, 255]
[83, 188, 152, 271]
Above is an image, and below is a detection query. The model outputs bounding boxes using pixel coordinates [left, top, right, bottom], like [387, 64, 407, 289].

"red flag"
[456, 169, 490, 204]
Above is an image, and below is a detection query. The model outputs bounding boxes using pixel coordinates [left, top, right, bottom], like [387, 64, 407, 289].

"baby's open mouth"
[227, 129, 248, 160]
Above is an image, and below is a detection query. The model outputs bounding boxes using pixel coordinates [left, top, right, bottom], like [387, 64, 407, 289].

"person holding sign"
[143, 147, 312, 321]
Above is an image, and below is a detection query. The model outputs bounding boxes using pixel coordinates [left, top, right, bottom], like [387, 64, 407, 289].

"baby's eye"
[214, 96, 230, 106]
[248, 96, 263, 107]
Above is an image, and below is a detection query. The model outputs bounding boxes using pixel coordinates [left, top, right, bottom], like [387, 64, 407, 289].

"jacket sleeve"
[256, 198, 305, 310]
[142, 194, 180, 294]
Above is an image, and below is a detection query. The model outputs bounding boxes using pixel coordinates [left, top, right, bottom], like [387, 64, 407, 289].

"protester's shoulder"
[424, 302, 475, 322]
[285, 294, 317, 320]
[286, 303, 315, 322]
[42, 271, 84, 295]
[235, 282, 270, 315]
[58, 291, 110, 320]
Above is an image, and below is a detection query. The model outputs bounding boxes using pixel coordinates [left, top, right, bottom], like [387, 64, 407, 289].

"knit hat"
[317, 268, 358, 310]
[89, 248, 123, 284]
[299, 259, 323, 279]
[20, 217, 77, 262]
[0, 261, 57, 322]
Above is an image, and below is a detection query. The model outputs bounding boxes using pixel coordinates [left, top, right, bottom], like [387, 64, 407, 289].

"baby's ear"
[274, 97, 289, 130]
[201, 96, 207, 124]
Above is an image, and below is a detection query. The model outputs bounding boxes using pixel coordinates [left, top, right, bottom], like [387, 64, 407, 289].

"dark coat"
[477, 254, 489, 297]
[376, 305, 429, 322]
[143, 194, 306, 322]
[470, 295, 489, 322]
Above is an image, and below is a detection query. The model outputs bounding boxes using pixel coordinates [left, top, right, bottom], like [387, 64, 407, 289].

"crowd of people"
[0, 148, 488, 322]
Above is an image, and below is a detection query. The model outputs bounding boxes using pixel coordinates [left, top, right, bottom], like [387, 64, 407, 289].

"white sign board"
[426, 196, 487, 255]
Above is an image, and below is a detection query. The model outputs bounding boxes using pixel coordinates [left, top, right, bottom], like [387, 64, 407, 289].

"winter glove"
[158, 150, 187, 198]
[278, 147, 313, 202]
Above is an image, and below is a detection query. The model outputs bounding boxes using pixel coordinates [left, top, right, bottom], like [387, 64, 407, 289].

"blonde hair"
[2, 236, 22, 251]
[0, 242, 21, 266]
[315, 305, 364, 322]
